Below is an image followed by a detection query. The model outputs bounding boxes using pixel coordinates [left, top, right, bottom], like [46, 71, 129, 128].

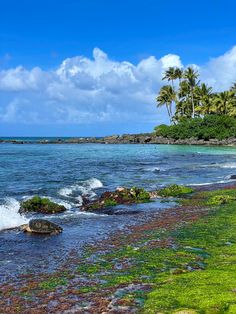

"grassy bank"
[1, 186, 236, 313]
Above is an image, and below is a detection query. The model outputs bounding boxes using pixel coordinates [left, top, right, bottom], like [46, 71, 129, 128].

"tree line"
[156, 66, 236, 124]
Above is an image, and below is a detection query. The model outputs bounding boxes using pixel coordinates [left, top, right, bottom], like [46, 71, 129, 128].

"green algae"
[20, 196, 66, 214]
[143, 189, 236, 313]
[38, 277, 68, 290]
[103, 198, 118, 207]
[207, 194, 236, 206]
[158, 184, 194, 197]
[21, 187, 236, 313]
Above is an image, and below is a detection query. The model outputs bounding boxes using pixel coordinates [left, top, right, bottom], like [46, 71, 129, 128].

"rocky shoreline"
[2, 183, 236, 313]
[1, 133, 236, 146]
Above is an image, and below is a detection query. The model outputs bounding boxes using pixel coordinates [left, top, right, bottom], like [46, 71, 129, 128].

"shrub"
[154, 115, 236, 140]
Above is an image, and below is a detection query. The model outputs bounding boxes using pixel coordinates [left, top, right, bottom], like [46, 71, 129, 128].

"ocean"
[1, 142, 236, 281]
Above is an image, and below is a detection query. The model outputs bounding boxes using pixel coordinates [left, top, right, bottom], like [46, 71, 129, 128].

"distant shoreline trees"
[156, 66, 236, 124]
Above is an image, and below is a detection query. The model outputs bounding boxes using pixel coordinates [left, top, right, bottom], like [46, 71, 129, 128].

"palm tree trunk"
[191, 88, 195, 118]
[166, 105, 172, 124]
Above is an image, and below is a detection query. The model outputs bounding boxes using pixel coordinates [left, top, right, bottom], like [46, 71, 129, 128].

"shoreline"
[1, 133, 236, 146]
[1, 182, 236, 313]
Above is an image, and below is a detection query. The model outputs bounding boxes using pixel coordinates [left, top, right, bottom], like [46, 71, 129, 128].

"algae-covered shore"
[1, 183, 236, 313]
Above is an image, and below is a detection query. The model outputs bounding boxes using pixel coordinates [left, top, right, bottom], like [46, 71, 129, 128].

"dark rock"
[144, 136, 152, 143]
[21, 219, 63, 235]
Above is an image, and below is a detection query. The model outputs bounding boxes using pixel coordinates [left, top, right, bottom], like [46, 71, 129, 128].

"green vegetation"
[38, 277, 68, 290]
[129, 186, 151, 201]
[20, 196, 66, 214]
[80, 188, 236, 312]
[144, 189, 236, 313]
[155, 66, 236, 140]
[158, 184, 193, 197]
[103, 198, 118, 207]
[84, 186, 150, 211]
[155, 115, 236, 140]
[207, 194, 236, 206]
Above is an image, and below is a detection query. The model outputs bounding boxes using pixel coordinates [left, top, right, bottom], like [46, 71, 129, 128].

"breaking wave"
[0, 198, 28, 231]
[58, 178, 103, 200]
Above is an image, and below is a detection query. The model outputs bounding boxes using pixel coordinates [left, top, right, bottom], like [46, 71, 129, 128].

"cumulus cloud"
[0, 46, 235, 126]
[201, 46, 236, 90]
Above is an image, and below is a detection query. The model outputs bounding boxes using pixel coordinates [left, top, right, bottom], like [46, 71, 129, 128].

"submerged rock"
[21, 219, 63, 235]
[20, 196, 66, 214]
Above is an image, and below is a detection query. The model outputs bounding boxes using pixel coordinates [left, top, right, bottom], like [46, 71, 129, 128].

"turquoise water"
[1, 143, 236, 281]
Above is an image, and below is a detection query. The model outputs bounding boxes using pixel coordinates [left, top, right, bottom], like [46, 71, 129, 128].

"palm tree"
[195, 83, 213, 115]
[174, 67, 183, 84]
[230, 82, 236, 92]
[156, 85, 176, 124]
[177, 80, 192, 118]
[184, 67, 199, 118]
[162, 67, 176, 88]
[212, 91, 235, 115]
[162, 67, 182, 119]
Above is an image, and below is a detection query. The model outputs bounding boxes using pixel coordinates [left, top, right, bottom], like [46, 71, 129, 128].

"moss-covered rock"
[82, 187, 151, 211]
[157, 184, 193, 197]
[20, 196, 66, 214]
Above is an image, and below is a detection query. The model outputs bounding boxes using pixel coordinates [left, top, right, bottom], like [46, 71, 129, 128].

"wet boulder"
[20, 196, 66, 214]
[21, 219, 63, 235]
[82, 186, 151, 212]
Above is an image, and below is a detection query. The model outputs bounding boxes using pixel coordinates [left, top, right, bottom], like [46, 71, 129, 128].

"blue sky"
[0, 0, 236, 136]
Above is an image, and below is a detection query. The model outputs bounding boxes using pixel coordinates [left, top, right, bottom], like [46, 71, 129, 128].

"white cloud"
[0, 47, 235, 126]
[201, 46, 236, 90]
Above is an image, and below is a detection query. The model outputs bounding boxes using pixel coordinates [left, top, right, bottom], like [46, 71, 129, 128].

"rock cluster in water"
[2, 133, 236, 146]
[19, 196, 66, 214]
[7, 184, 194, 235]
[81, 186, 151, 211]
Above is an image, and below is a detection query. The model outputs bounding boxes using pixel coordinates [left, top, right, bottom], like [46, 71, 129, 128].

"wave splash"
[0, 198, 28, 231]
[58, 178, 103, 201]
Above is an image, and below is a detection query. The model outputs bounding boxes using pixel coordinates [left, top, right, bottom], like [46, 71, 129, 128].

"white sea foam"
[45, 210, 107, 219]
[47, 197, 73, 210]
[0, 198, 28, 231]
[58, 178, 103, 200]
[202, 162, 236, 169]
[190, 179, 234, 186]
[220, 163, 236, 169]
[58, 187, 73, 197]
[145, 167, 161, 173]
